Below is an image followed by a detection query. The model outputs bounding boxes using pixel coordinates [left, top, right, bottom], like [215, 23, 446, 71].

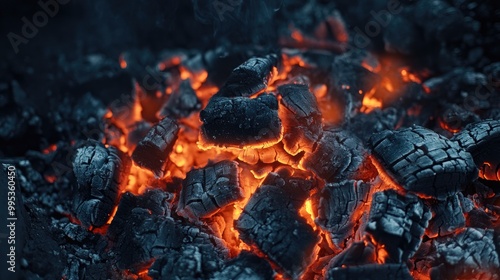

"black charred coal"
[160, 80, 201, 119]
[452, 119, 500, 181]
[200, 94, 281, 147]
[369, 126, 478, 199]
[126, 121, 152, 149]
[365, 190, 431, 262]
[72, 140, 131, 228]
[217, 54, 278, 97]
[278, 83, 322, 155]
[177, 160, 244, 221]
[316, 180, 370, 248]
[429, 228, 500, 280]
[132, 117, 179, 177]
[211, 251, 274, 280]
[414, 0, 464, 43]
[438, 103, 480, 135]
[346, 108, 400, 144]
[326, 263, 413, 280]
[235, 180, 319, 278]
[426, 194, 465, 238]
[261, 167, 316, 208]
[303, 128, 374, 182]
[327, 241, 376, 268]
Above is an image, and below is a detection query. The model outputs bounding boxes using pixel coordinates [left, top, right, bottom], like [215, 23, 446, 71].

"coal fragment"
[365, 190, 431, 262]
[177, 160, 244, 221]
[218, 54, 278, 97]
[452, 119, 500, 181]
[315, 180, 371, 248]
[278, 83, 322, 155]
[327, 241, 376, 268]
[211, 251, 274, 280]
[72, 140, 131, 228]
[132, 117, 179, 177]
[326, 263, 413, 280]
[369, 126, 478, 199]
[426, 194, 465, 238]
[200, 94, 282, 147]
[235, 179, 319, 278]
[346, 108, 400, 144]
[303, 128, 374, 182]
[160, 79, 201, 119]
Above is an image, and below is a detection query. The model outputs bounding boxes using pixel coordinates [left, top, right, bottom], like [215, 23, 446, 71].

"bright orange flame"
[361, 88, 382, 113]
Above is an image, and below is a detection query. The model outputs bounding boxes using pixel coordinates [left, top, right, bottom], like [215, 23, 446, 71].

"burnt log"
[160, 79, 201, 119]
[369, 125, 478, 199]
[315, 180, 371, 248]
[218, 54, 278, 97]
[327, 241, 376, 268]
[278, 83, 323, 155]
[365, 190, 431, 262]
[302, 128, 375, 182]
[235, 181, 319, 278]
[72, 140, 131, 228]
[452, 119, 500, 181]
[326, 264, 413, 280]
[200, 94, 282, 147]
[429, 228, 500, 280]
[132, 117, 179, 177]
[426, 194, 465, 238]
[177, 160, 244, 221]
[211, 251, 274, 280]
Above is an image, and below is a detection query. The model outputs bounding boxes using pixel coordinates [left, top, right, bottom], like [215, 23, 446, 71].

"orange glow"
[299, 199, 317, 230]
[400, 68, 422, 84]
[119, 54, 127, 69]
[42, 144, 58, 154]
[291, 29, 304, 42]
[361, 88, 382, 113]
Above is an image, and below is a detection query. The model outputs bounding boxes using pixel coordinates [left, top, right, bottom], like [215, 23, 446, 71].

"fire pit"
[1, 0, 500, 279]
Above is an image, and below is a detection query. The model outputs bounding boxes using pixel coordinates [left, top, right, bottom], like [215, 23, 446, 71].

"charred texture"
[452, 119, 500, 181]
[365, 190, 431, 262]
[326, 264, 413, 280]
[303, 128, 374, 182]
[261, 167, 316, 208]
[217, 54, 278, 97]
[132, 117, 179, 177]
[200, 94, 282, 147]
[278, 83, 323, 155]
[426, 194, 465, 238]
[429, 228, 500, 280]
[327, 241, 377, 268]
[316, 180, 370, 249]
[369, 126, 478, 199]
[72, 140, 131, 228]
[211, 251, 274, 280]
[235, 181, 319, 278]
[346, 108, 400, 144]
[160, 79, 201, 119]
[177, 160, 244, 221]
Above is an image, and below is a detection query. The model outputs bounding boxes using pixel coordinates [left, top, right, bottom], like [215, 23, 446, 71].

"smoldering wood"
[217, 54, 278, 97]
[278, 83, 323, 154]
[452, 119, 500, 181]
[315, 180, 371, 249]
[326, 264, 413, 280]
[346, 108, 400, 144]
[131, 117, 179, 177]
[369, 126, 478, 199]
[303, 128, 374, 182]
[235, 182, 319, 278]
[176, 160, 244, 221]
[326, 241, 376, 269]
[126, 121, 152, 149]
[365, 190, 431, 263]
[72, 140, 131, 228]
[211, 251, 274, 280]
[200, 94, 282, 147]
[426, 194, 465, 238]
[160, 79, 201, 119]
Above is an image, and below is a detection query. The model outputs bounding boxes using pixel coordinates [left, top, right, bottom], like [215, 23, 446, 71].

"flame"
[361, 88, 382, 113]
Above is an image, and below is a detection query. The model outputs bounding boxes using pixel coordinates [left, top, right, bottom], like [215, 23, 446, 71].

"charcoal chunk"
[160, 79, 201, 119]
[426, 194, 465, 238]
[327, 241, 376, 268]
[200, 94, 282, 147]
[316, 180, 371, 248]
[365, 190, 431, 262]
[414, 0, 464, 43]
[72, 140, 131, 228]
[430, 228, 500, 280]
[303, 128, 374, 182]
[177, 160, 244, 221]
[452, 119, 500, 181]
[369, 125, 478, 199]
[211, 251, 274, 280]
[218, 54, 278, 97]
[346, 108, 400, 144]
[326, 263, 413, 280]
[278, 83, 322, 155]
[132, 117, 179, 177]
[235, 182, 319, 278]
